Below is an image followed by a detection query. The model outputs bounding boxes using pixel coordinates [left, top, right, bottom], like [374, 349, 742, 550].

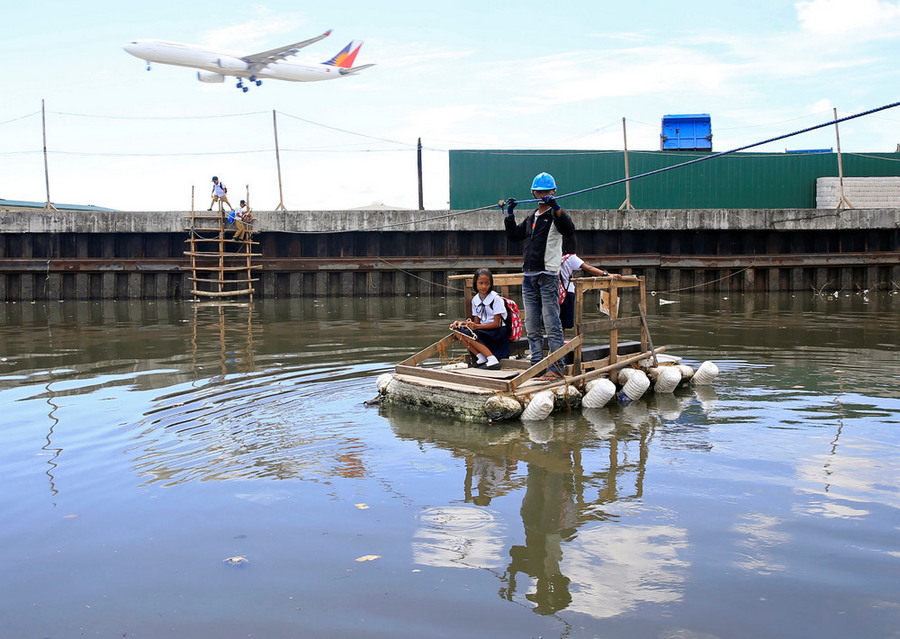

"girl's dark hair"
[472, 267, 493, 292]
[563, 234, 577, 254]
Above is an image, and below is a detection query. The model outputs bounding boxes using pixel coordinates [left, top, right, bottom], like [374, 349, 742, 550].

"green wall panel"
[449, 150, 900, 210]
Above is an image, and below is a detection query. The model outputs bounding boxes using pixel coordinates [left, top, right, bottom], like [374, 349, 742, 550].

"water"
[1, 293, 898, 639]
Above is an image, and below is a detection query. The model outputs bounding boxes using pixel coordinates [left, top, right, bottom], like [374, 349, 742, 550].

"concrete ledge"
[2, 208, 898, 234]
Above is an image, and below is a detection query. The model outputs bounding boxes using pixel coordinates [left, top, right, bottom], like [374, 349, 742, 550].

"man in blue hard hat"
[504, 172, 575, 379]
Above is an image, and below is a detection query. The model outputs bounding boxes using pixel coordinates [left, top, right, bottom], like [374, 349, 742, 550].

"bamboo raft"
[374, 273, 718, 422]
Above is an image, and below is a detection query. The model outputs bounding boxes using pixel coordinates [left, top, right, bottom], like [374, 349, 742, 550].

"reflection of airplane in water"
[386, 405, 695, 618]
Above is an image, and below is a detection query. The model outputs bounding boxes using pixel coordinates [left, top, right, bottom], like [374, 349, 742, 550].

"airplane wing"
[242, 30, 332, 68]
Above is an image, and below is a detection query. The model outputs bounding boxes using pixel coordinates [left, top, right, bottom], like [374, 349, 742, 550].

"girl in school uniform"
[450, 268, 510, 370]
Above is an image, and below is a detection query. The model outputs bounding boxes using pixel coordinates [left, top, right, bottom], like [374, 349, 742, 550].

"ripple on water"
[125, 362, 382, 486]
[413, 506, 506, 570]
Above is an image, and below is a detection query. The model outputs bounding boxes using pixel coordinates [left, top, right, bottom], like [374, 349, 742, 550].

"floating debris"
[355, 554, 381, 562]
[354, 503, 369, 510]
[223, 556, 249, 565]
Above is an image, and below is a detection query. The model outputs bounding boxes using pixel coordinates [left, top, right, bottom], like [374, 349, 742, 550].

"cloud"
[796, 0, 900, 36]
[199, 7, 309, 53]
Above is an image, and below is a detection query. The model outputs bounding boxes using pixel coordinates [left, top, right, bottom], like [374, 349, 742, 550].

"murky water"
[1, 293, 898, 639]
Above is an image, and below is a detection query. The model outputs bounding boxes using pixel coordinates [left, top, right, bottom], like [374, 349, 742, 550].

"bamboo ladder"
[184, 186, 261, 300]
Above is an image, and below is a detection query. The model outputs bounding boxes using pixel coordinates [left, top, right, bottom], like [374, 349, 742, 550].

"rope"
[375, 257, 465, 292]
[652, 265, 754, 294]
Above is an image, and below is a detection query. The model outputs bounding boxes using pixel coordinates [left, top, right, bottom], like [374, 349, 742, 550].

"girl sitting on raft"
[450, 267, 510, 370]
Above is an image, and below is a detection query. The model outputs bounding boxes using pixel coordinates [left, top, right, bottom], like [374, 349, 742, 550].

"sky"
[2, 0, 900, 211]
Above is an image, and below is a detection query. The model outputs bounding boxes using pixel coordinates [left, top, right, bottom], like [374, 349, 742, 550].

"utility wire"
[0, 111, 40, 126]
[257, 98, 900, 233]
[276, 110, 446, 151]
[510, 99, 900, 204]
[50, 110, 269, 120]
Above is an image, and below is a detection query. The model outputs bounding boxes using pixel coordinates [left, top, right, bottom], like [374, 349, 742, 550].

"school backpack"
[557, 254, 573, 304]
[502, 297, 523, 341]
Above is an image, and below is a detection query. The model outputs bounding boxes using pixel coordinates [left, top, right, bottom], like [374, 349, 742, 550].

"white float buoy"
[483, 395, 523, 421]
[617, 367, 638, 384]
[553, 385, 582, 409]
[653, 366, 682, 394]
[677, 364, 695, 381]
[582, 378, 616, 408]
[617, 370, 650, 404]
[376, 373, 393, 394]
[692, 361, 719, 385]
[521, 390, 555, 421]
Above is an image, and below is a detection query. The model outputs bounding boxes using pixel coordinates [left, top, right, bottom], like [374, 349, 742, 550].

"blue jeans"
[522, 273, 564, 372]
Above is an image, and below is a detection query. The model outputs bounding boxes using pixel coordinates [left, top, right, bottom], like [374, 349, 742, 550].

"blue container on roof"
[660, 114, 712, 151]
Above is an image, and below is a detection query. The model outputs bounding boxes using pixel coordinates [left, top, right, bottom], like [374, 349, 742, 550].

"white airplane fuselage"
[124, 40, 346, 83]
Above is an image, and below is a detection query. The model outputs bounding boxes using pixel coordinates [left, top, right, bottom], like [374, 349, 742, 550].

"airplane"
[123, 30, 374, 92]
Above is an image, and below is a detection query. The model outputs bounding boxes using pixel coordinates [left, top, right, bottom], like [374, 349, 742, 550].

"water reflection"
[388, 402, 698, 619]
[2, 294, 898, 637]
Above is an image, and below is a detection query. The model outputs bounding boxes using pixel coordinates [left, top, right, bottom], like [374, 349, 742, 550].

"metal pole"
[42, 99, 57, 211]
[618, 117, 634, 210]
[417, 137, 424, 211]
[833, 107, 854, 210]
[273, 110, 287, 212]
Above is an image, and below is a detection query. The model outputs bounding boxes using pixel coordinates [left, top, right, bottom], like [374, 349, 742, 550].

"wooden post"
[273, 110, 287, 212]
[417, 137, 424, 211]
[608, 282, 620, 382]
[833, 107, 854, 211]
[619, 117, 634, 211]
[42, 100, 57, 212]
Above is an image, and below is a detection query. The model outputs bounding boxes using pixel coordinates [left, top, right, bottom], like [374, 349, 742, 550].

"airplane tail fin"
[322, 40, 363, 68]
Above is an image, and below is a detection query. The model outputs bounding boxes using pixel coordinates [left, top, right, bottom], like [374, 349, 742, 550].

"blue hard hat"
[531, 172, 557, 190]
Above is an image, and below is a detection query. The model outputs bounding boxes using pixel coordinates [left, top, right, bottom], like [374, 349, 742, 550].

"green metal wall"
[448, 150, 900, 210]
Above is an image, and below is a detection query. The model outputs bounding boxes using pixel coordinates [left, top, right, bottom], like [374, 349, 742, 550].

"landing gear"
[255, 80, 262, 86]
[242, 86, 249, 93]
[248, 75, 257, 83]
[145, 61, 151, 71]
[236, 80, 244, 89]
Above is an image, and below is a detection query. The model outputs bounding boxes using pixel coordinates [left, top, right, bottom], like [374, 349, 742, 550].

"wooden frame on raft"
[394, 272, 659, 394]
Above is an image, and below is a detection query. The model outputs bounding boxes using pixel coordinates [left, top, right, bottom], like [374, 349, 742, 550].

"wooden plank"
[394, 364, 510, 391]
[449, 273, 524, 288]
[510, 346, 666, 397]
[398, 333, 458, 366]
[183, 251, 262, 257]
[193, 265, 262, 272]
[499, 358, 531, 369]
[191, 288, 254, 297]
[578, 316, 642, 332]
[508, 334, 583, 392]
[189, 277, 259, 284]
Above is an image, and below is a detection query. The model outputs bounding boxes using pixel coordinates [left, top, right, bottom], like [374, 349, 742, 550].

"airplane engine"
[197, 71, 225, 83]
[214, 56, 249, 72]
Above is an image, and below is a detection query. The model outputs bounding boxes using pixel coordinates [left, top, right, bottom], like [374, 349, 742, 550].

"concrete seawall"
[1, 208, 898, 300]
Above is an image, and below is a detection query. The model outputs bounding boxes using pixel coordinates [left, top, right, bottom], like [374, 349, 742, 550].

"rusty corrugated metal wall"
[449, 150, 900, 210]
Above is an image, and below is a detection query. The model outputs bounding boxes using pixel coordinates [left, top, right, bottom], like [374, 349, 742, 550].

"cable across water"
[255, 99, 900, 234]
